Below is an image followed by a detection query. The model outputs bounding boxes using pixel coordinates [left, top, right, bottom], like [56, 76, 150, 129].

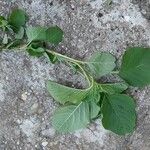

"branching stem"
[46, 49, 92, 86]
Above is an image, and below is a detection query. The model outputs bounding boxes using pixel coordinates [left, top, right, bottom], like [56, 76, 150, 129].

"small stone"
[37, 108, 43, 114]
[21, 92, 27, 101]
[41, 128, 56, 137]
[30, 103, 39, 113]
[17, 119, 22, 125]
[42, 141, 48, 147]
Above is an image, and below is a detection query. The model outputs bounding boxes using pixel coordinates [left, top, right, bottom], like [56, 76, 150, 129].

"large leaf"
[119, 47, 150, 87]
[101, 94, 136, 135]
[86, 52, 116, 78]
[8, 9, 26, 32]
[26, 27, 46, 44]
[98, 82, 128, 94]
[47, 80, 92, 104]
[52, 98, 100, 133]
[46, 26, 63, 44]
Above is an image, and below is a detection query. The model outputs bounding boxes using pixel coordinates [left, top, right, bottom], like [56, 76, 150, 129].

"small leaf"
[0, 16, 7, 30]
[8, 9, 26, 32]
[98, 82, 128, 94]
[5, 25, 14, 32]
[15, 27, 24, 39]
[86, 52, 116, 78]
[44, 52, 58, 63]
[47, 80, 93, 104]
[46, 26, 63, 44]
[2, 34, 8, 44]
[106, 0, 112, 5]
[26, 26, 47, 44]
[101, 94, 136, 135]
[0, 16, 5, 22]
[27, 42, 45, 56]
[119, 47, 150, 87]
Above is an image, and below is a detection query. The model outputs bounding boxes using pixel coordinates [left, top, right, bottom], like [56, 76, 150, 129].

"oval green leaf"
[86, 52, 116, 78]
[52, 99, 100, 133]
[46, 26, 63, 44]
[8, 9, 26, 32]
[101, 94, 136, 135]
[47, 80, 92, 104]
[26, 27, 47, 44]
[119, 47, 150, 87]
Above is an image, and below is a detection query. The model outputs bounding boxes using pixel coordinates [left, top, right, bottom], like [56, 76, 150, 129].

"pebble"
[21, 92, 27, 101]
[30, 103, 39, 113]
[41, 128, 56, 137]
[42, 141, 48, 147]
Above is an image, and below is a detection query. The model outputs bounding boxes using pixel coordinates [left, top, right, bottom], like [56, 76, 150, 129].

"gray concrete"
[0, 0, 150, 149]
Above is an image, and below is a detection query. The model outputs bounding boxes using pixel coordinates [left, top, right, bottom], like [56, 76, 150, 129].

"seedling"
[1, 8, 150, 135]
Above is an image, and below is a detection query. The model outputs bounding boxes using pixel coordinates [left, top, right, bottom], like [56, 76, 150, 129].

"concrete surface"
[0, 0, 150, 150]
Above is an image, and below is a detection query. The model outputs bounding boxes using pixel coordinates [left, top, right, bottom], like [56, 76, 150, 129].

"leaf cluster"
[1, 9, 150, 135]
[0, 9, 26, 48]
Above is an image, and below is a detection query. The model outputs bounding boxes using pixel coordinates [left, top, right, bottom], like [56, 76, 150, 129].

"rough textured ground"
[0, 0, 150, 150]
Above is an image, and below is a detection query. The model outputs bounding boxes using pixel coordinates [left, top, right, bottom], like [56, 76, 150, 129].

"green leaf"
[98, 82, 128, 94]
[46, 26, 63, 44]
[2, 34, 8, 44]
[0, 16, 5, 22]
[15, 27, 24, 39]
[8, 9, 26, 32]
[119, 47, 150, 87]
[44, 52, 58, 63]
[52, 101, 90, 132]
[26, 27, 47, 44]
[27, 42, 45, 56]
[89, 100, 100, 119]
[0, 16, 7, 30]
[101, 94, 136, 135]
[86, 52, 116, 78]
[83, 84, 100, 118]
[47, 80, 92, 104]
[52, 97, 100, 133]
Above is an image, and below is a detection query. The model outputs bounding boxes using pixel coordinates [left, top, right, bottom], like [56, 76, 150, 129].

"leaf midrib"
[58, 102, 83, 130]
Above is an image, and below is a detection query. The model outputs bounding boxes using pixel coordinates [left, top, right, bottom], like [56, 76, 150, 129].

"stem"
[77, 64, 91, 86]
[1, 44, 27, 51]
[46, 49, 84, 64]
[46, 49, 92, 86]
[111, 70, 119, 74]
[1, 45, 92, 86]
